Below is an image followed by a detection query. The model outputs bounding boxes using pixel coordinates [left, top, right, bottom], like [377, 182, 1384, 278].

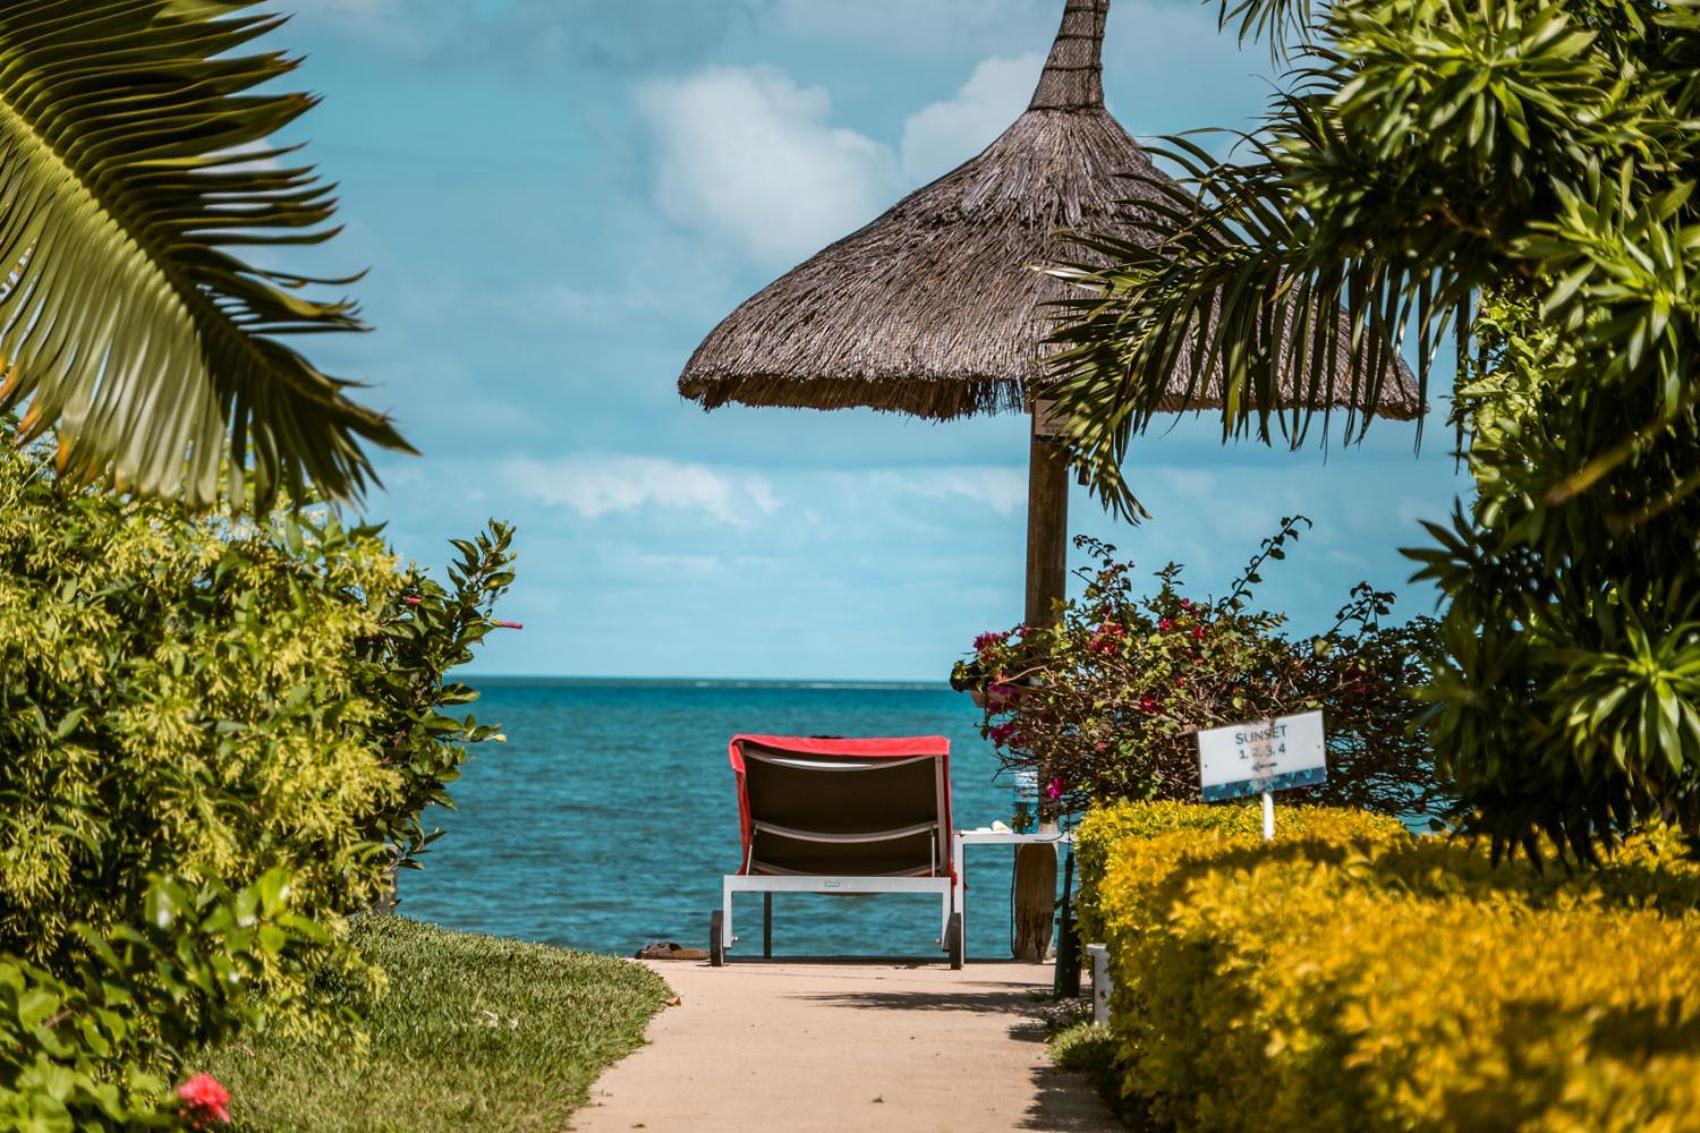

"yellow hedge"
[1077, 801, 1700, 1133]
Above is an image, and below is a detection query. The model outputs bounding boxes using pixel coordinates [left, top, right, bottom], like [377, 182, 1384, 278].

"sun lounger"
[711, 734, 962, 968]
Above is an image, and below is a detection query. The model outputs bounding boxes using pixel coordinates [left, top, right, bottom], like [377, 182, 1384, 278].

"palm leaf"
[0, 0, 412, 508]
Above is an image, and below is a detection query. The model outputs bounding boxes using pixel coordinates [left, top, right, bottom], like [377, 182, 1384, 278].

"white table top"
[954, 827, 1074, 845]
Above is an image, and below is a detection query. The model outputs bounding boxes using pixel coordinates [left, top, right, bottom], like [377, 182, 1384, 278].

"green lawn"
[208, 917, 670, 1132]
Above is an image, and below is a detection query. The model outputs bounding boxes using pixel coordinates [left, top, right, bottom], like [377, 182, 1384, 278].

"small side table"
[952, 828, 1075, 962]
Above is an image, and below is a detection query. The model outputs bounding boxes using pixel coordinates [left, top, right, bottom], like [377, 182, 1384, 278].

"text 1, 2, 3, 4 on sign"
[1196, 710, 1327, 803]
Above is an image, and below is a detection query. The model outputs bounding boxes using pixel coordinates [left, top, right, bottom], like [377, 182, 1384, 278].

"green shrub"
[956, 524, 1441, 822]
[1, 871, 328, 1130]
[1079, 802, 1700, 1132]
[0, 434, 511, 958]
[0, 434, 517, 1124]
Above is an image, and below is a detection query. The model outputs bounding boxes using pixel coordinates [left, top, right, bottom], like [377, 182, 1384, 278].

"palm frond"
[0, 0, 412, 508]
[1043, 120, 1442, 519]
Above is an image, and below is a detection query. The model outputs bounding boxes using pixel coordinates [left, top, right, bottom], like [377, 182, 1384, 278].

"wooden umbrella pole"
[1013, 414, 1069, 961]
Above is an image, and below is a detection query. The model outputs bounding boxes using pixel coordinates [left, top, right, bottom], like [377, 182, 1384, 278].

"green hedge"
[1076, 801, 1700, 1132]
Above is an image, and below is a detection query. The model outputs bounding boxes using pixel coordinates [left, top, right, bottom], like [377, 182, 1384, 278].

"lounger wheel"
[709, 910, 726, 967]
[947, 912, 963, 970]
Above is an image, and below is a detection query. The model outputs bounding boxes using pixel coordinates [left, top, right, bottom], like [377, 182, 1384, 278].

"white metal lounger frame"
[715, 751, 958, 965]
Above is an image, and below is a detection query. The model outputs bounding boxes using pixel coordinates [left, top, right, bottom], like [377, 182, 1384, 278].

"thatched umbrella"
[678, 0, 1421, 959]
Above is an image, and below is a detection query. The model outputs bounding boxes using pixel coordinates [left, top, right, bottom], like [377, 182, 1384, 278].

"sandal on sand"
[634, 940, 709, 961]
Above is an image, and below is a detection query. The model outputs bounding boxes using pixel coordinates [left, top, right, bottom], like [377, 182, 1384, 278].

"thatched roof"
[677, 0, 1422, 423]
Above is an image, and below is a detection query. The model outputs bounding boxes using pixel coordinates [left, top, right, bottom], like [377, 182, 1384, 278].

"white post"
[1086, 943, 1111, 1024]
[1262, 790, 1274, 842]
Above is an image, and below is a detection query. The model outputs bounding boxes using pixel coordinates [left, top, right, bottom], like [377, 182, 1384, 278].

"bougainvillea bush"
[0, 429, 517, 1126]
[954, 520, 1440, 819]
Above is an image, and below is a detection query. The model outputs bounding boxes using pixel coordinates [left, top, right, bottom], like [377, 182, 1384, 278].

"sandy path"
[572, 959, 1120, 1133]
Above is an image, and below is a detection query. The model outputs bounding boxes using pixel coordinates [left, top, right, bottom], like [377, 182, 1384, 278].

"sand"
[571, 958, 1121, 1133]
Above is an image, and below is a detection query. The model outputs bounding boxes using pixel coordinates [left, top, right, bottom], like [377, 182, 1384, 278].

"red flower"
[1088, 621, 1127, 655]
[1139, 695, 1159, 714]
[177, 1074, 231, 1127]
[1191, 625, 1206, 641]
[1157, 618, 1175, 631]
[1179, 598, 1193, 610]
[496, 620, 525, 630]
[1045, 777, 1064, 801]
[974, 630, 1007, 654]
[989, 721, 1022, 747]
[402, 596, 422, 607]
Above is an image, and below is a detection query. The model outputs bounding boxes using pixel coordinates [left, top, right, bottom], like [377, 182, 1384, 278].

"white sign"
[1197, 711, 1327, 803]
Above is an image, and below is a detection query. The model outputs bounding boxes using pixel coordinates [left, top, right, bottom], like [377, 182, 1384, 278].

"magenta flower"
[495, 620, 524, 630]
[974, 630, 1008, 654]
[1045, 777, 1063, 801]
[1158, 618, 1175, 631]
[989, 721, 1022, 746]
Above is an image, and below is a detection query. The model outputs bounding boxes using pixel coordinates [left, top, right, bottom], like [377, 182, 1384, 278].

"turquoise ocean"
[399, 679, 1045, 961]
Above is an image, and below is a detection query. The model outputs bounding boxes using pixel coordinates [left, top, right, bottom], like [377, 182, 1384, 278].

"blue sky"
[269, 0, 1466, 681]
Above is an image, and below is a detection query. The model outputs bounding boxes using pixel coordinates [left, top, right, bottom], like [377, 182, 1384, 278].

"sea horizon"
[466, 673, 956, 691]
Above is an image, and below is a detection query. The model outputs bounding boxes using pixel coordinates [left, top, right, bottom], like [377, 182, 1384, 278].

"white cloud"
[859, 466, 1028, 517]
[899, 53, 1045, 183]
[634, 66, 902, 267]
[504, 455, 780, 528]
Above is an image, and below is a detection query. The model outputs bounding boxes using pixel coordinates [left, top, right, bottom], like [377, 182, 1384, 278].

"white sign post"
[1196, 711, 1327, 841]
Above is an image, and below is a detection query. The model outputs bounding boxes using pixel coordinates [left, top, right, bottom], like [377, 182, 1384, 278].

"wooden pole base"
[1012, 842, 1058, 961]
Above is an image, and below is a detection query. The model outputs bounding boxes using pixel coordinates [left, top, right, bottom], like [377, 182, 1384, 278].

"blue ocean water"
[398, 679, 1053, 961]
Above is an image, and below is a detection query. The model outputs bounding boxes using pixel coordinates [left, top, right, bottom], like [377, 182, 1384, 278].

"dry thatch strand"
[677, 0, 1422, 423]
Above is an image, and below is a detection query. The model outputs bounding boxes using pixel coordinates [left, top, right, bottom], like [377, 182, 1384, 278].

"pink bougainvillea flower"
[1178, 598, 1193, 610]
[1138, 695, 1158, 714]
[1045, 777, 1063, 801]
[402, 596, 422, 606]
[974, 630, 1007, 654]
[177, 1074, 231, 1126]
[989, 721, 1022, 746]
[1190, 625, 1206, 641]
[1157, 618, 1175, 631]
[495, 620, 525, 630]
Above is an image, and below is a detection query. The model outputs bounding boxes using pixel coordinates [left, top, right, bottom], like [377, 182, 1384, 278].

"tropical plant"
[953, 521, 1442, 820]
[0, 424, 514, 1095]
[1044, 0, 1700, 859]
[0, 0, 409, 509]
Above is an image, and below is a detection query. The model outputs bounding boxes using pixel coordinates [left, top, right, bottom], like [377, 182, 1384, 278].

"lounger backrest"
[733, 738, 950, 878]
